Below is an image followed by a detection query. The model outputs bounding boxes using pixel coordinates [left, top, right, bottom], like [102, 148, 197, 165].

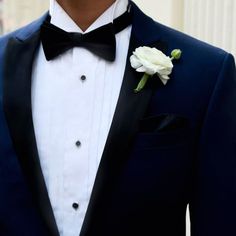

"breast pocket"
[133, 114, 191, 150]
[133, 129, 190, 151]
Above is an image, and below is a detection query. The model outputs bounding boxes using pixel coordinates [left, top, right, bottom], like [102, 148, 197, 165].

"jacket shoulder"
[148, 19, 235, 101]
[0, 11, 48, 53]
[152, 21, 228, 60]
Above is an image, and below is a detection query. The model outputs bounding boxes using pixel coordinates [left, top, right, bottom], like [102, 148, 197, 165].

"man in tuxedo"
[0, 0, 236, 235]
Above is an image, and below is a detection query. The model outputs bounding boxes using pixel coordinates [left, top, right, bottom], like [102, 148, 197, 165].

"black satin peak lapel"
[80, 32, 168, 235]
[3, 31, 60, 236]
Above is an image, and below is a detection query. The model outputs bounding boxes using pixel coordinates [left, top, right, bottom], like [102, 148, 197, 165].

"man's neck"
[56, 0, 116, 31]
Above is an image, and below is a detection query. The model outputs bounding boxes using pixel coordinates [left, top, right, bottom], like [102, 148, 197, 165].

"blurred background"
[0, 0, 235, 235]
[0, 0, 235, 58]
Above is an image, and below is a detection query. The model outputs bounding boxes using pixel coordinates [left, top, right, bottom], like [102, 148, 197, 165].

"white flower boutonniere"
[130, 46, 182, 93]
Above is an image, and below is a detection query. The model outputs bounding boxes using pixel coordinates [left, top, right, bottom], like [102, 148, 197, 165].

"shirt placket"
[61, 47, 95, 235]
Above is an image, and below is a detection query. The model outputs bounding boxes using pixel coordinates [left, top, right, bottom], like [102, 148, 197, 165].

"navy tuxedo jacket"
[0, 2, 236, 236]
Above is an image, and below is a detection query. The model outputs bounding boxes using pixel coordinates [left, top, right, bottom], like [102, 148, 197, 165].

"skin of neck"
[56, 0, 116, 31]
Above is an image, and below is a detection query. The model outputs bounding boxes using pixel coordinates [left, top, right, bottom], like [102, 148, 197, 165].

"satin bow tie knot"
[69, 33, 83, 46]
[41, 8, 132, 62]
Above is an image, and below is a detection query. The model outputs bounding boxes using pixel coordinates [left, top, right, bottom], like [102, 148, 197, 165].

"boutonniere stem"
[134, 73, 150, 93]
[130, 47, 182, 93]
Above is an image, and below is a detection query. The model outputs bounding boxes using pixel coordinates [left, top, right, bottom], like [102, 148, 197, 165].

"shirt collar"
[49, 0, 129, 33]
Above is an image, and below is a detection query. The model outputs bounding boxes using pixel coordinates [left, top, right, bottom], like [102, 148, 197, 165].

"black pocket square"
[139, 114, 189, 133]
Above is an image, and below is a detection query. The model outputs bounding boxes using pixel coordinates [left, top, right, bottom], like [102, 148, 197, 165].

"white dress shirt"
[31, 0, 131, 235]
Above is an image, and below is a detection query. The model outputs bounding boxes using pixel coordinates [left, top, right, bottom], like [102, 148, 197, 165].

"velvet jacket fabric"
[0, 2, 236, 236]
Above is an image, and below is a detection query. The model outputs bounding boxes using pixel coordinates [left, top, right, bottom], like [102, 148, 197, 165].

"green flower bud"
[171, 49, 182, 60]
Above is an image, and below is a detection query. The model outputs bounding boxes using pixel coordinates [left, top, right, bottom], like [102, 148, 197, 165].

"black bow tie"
[41, 8, 132, 62]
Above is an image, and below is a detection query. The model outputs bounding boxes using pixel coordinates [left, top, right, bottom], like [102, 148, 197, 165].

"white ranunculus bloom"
[130, 46, 174, 85]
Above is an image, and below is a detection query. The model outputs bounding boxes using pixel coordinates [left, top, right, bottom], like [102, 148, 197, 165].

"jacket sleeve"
[189, 53, 236, 236]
